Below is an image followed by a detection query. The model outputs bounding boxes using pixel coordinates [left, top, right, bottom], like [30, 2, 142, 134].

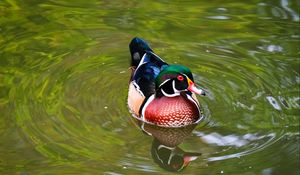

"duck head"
[155, 65, 206, 97]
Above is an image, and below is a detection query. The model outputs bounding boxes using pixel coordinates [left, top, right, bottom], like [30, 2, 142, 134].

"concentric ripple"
[181, 38, 299, 171]
[0, 0, 299, 174]
[11, 52, 128, 161]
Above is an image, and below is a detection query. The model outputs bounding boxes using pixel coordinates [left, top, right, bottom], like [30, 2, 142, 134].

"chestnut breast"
[144, 95, 200, 127]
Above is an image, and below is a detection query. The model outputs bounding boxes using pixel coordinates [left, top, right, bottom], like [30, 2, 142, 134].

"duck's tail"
[129, 37, 153, 67]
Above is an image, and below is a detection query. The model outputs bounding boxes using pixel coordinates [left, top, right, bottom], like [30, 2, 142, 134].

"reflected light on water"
[198, 132, 278, 161]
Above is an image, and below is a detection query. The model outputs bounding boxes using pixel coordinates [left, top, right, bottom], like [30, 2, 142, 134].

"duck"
[127, 37, 206, 127]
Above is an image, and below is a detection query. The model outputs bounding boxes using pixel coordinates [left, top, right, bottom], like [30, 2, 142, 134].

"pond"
[0, 0, 299, 174]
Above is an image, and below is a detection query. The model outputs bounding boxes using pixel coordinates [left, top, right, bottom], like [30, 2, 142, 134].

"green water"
[0, 0, 299, 174]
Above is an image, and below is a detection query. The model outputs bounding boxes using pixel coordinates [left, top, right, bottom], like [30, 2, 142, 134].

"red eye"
[177, 75, 184, 81]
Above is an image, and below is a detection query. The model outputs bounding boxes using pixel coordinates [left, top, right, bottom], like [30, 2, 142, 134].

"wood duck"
[128, 37, 206, 127]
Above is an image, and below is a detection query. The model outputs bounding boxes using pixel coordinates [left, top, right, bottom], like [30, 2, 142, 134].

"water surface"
[0, 0, 299, 174]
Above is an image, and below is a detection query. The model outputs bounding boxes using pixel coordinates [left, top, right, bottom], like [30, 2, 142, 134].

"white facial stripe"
[159, 79, 180, 97]
[159, 79, 170, 88]
[158, 73, 195, 97]
[159, 73, 190, 89]
[159, 78, 186, 97]
[172, 80, 181, 93]
[182, 73, 189, 78]
[161, 88, 180, 97]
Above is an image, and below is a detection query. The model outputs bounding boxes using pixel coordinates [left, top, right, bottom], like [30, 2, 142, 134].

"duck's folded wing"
[132, 52, 168, 97]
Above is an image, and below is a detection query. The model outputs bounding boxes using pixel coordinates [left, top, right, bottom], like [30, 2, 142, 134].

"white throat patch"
[160, 80, 180, 97]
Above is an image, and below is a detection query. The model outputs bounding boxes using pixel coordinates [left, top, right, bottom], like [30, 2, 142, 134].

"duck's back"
[131, 52, 167, 96]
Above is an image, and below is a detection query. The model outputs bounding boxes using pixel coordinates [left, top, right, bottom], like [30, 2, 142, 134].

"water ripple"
[1, 0, 299, 174]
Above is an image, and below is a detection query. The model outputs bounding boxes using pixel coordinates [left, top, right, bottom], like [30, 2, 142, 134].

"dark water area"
[0, 0, 299, 174]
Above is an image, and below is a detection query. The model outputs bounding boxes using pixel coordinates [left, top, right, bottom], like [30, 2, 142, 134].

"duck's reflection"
[137, 121, 201, 172]
[151, 138, 201, 172]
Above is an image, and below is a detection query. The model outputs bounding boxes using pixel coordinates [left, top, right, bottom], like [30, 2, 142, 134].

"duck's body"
[127, 37, 205, 127]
